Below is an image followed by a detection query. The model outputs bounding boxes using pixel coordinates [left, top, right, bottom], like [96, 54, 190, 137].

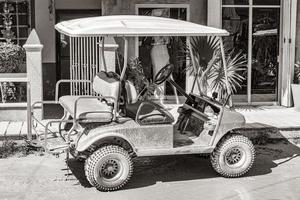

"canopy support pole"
[187, 36, 201, 94]
[120, 37, 128, 81]
[101, 37, 107, 71]
[114, 37, 129, 119]
[218, 36, 232, 106]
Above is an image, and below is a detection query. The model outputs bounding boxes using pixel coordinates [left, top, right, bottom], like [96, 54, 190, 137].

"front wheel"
[84, 145, 133, 191]
[210, 134, 255, 178]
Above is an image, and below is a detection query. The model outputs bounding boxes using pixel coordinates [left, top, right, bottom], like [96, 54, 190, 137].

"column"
[23, 29, 44, 119]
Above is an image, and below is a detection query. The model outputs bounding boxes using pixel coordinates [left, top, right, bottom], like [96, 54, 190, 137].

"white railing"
[0, 29, 42, 141]
[0, 73, 32, 139]
[0, 73, 28, 108]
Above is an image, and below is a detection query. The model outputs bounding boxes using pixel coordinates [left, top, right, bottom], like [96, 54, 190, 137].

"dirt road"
[1, 141, 300, 200]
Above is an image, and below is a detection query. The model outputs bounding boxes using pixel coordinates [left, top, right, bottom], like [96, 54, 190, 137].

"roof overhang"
[55, 15, 229, 37]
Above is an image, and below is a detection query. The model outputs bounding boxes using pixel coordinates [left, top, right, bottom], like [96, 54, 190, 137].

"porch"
[1, 105, 300, 141]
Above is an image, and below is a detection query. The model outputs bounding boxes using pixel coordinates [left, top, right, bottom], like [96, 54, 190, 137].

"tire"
[84, 145, 133, 191]
[210, 134, 255, 178]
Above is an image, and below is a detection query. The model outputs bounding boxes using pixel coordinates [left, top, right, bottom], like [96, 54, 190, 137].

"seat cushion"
[59, 96, 113, 122]
[125, 80, 139, 104]
[93, 72, 120, 104]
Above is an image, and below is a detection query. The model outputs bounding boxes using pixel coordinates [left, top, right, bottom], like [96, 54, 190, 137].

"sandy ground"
[1, 141, 300, 200]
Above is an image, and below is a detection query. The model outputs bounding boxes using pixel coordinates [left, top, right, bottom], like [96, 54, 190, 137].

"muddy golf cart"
[28, 15, 255, 191]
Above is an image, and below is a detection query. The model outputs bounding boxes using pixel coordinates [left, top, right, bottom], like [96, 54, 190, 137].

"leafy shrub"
[126, 57, 147, 93]
[126, 57, 160, 100]
[0, 42, 26, 103]
[0, 42, 25, 73]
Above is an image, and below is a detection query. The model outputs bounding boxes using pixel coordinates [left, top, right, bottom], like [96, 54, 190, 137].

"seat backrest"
[93, 71, 120, 103]
[125, 80, 139, 104]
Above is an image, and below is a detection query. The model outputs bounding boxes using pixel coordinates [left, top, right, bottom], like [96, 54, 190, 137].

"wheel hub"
[101, 159, 119, 178]
[225, 148, 242, 165]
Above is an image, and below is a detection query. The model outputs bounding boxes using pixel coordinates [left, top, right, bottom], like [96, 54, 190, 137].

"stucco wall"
[35, 0, 56, 63]
[102, 0, 206, 24]
[56, 0, 101, 10]
[34, 0, 101, 101]
[296, 0, 300, 61]
[34, 0, 102, 63]
[101, 0, 207, 58]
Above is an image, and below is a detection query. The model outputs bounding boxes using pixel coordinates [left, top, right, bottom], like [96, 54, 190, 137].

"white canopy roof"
[55, 15, 229, 37]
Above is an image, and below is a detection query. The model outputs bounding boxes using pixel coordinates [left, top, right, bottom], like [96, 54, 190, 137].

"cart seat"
[59, 96, 113, 122]
[59, 71, 120, 122]
[125, 80, 139, 104]
[93, 71, 120, 104]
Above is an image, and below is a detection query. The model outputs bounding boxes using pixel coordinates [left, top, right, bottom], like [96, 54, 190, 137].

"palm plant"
[180, 36, 246, 99]
[210, 50, 246, 98]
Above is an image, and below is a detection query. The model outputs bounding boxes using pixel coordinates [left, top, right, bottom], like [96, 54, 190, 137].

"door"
[55, 10, 100, 94]
[208, 0, 287, 105]
[56, 10, 101, 80]
[250, 5, 281, 103]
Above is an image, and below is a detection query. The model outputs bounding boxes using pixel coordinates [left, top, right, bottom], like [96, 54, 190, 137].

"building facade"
[2, 0, 299, 108]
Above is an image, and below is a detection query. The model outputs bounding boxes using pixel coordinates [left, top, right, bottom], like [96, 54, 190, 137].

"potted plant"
[291, 61, 300, 108]
[125, 57, 160, 101]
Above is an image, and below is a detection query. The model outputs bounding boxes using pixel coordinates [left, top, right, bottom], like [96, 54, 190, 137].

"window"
[0, 0, 32, 104]
[0, 0, 33, 46]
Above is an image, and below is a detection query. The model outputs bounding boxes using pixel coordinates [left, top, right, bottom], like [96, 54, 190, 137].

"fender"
[211, 108, 246, 147]
[76, 131, 136, 153]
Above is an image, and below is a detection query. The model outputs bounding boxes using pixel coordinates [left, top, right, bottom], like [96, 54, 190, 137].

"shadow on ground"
[66, 159, 92, 188]
[66, 137, 300, 190]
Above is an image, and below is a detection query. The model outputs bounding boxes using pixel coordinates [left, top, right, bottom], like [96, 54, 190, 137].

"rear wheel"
[210, 134, 255, 177]
[84, 145, 133, 191]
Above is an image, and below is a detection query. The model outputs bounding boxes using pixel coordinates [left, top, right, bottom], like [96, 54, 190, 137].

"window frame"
[0, 0, 34, 45]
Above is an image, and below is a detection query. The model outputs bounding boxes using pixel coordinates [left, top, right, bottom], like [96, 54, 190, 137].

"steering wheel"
[154, 64, 174, 85]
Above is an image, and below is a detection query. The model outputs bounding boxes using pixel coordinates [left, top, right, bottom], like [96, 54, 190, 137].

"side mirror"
[212, 92, 218, 100]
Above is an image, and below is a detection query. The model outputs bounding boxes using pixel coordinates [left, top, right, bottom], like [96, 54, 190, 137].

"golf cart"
[29, 15, 255, 191]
